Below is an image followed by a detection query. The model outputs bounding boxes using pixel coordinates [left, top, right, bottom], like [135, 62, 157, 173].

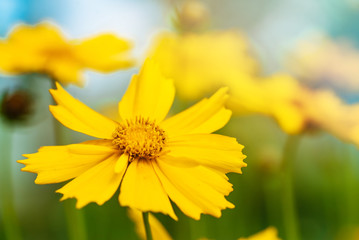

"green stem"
[63, 201, 88, 240]
[341, 145, 358, 227]
[263, 174, 280, 228]
[50, 80, 87, 240]
[0, 119, 22, 240]
[281, 135, 301, 240]
[142, 212, 153, 240]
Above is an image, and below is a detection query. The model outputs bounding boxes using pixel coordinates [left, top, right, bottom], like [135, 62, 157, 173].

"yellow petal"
[127, 208, 173, 240]
[0, 23, 69, 74]
[18, 142, 115, 184]
[49, 82, 118, 139]
[56, 153, 126, 208]
[119, 159, 177, 220]
[239, 227, 281, 240]
[153, 161, 234, 220]
[165, 133, 246, 173]
[0, 22, 134, 85]
[47, 59, 84, 86]
[161, 87, 231, 136]
[9, 22, 66, 47]
[274, 104, 305, 134]
[74, 34, 134, 72]
[0, 43, 20, 73]
[118, 58, 175, 122]
[81, 139, 115, 147]
[115, 154, 128, 173]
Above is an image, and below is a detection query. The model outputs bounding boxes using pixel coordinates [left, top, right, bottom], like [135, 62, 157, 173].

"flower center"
[112, 116, 166, 161]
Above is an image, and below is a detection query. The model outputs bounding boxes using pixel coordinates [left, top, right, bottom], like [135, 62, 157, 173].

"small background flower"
[0, 22, 134, 86]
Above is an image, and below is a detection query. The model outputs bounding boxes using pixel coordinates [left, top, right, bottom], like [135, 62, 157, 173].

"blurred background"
[2, 0, 359, 239]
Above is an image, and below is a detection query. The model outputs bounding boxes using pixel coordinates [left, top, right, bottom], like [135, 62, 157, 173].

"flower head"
[228, 73, 359, 146]
[149, 31, 257, 100]
[19, 59, 246, 220]
[0, 22, 133, 86]
[287, 33, 359, 92]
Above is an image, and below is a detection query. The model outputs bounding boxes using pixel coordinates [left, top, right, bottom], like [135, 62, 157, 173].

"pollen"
[112, 116, 166, 161]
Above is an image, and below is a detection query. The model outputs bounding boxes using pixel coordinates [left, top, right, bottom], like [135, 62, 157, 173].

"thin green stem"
[0, 119, 22, 240]
[50, 80, 87, 240]
[63, 201, 88, 240]
[281, 135, 301, 240]
[142, 212, 153, 240]
[341, 145, 358, 227]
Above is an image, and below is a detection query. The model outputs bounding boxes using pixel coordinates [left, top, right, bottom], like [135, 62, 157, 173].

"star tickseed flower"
[19, 59, 246, 220]
[0, 22, 133, 85]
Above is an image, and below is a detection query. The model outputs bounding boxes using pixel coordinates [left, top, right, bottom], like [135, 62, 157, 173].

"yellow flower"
[149, 31, 258, 100]
[290, 87, 359, 145]
[18, 59, 246, 220]
[0, 22, 133, 86]
[228, 74, 307, 134]
[238, 227, 281, 240]
[287, 33, 359, 92]
[128, 208, 172, 240]
[229, 73, 359, 146]
[148, 27, 359, 146]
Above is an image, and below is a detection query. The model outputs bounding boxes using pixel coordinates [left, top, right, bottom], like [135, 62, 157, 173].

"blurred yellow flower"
[287, 33, 359, 92]
[148, 27, 359, 146]
[128, 208, 172, 240]
[149, 30, 258, 100]
[291, 87, 359, 145]
[229, 73, 359, 146]
[19, 59, 246, 220]
[228, 74, 305, 134]
[0, 22, 133, 86]
[238, 227, 281, 240]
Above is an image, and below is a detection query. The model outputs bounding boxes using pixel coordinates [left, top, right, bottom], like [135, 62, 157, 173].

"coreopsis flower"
[148, 26, 359, 147]
[19, 59, 246, 220]
[0, 22, 133, 86]
[287, 33, 359, 92]
[228, 74, 306, 134]
[238, 227, 281, 240]
[128, 208, 172, 240]
[228, 73, 359, 146]
[291, 87, 359, 145]
[149, 31, 258, 100]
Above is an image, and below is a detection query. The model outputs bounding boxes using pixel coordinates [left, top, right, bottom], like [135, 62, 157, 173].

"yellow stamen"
[112, 116, 166, 161]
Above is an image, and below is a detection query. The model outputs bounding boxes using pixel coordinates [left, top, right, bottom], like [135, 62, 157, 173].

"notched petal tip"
[57, 193, 67, 202]
[17, 158, 26, 164]
[227, 202, 235, 209]
[48, 82, 62, 104]
[34, 178, 47, 185]
[17, 158, 31, 171]
[48, 104, 55, 112]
